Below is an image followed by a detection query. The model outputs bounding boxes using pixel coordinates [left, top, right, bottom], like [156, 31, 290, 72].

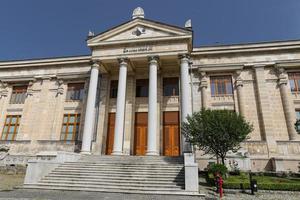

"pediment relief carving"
[87, 19, 192, 47]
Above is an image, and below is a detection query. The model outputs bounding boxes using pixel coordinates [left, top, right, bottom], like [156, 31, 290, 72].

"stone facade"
[0, 9, 300, 172]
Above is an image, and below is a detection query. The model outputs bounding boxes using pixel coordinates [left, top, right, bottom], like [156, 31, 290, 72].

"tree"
[182, 109, 253, 165]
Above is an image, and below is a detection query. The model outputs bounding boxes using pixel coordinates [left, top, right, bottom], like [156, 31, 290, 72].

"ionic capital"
[178, 54, 190, 63]
[235, 79, 244, 88]
[148, 55, 159, 64]
[117, 57, 129, 67]
[91, 59, 101, 69]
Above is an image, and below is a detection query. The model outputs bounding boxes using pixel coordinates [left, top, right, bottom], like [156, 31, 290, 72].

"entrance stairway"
[22, 155, 196, 195]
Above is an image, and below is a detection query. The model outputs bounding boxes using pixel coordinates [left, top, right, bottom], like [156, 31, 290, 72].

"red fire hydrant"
[217, 175, 224, 198]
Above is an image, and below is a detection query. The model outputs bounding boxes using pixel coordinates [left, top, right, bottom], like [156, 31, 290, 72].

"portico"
[78, 8, 193, 156]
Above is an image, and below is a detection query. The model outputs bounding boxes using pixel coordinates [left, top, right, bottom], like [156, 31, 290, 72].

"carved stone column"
[235, 70, 245, 116]
[179, 54, 192, 153]
[112, 58, 128, 155]
[81, 61, 100, 154]
[199, 71, 208, 109]
[277, 67, 298, 140]
[146, 56, 159, 156]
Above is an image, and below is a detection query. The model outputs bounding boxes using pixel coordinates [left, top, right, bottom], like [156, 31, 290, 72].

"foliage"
[182, 109, 253, 164]
[205, 173, 300, 191]
[208, 163, 228, 177]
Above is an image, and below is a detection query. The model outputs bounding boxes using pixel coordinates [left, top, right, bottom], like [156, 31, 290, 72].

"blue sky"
[1, 0, 300, 60]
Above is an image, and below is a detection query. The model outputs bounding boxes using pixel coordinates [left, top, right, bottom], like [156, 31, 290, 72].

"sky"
[0, 0, 300, 61]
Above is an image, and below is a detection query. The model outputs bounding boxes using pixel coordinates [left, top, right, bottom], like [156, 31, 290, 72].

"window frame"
[66, 82, 85, 101]
[110, 80, 118, 98]
[136, 79, 149, 97]
[1, 115, 21, 141]
[210, 75, 233, 97]
[10, 85, 27, 104]
[163, 77, 179, 96]
[288, 72, 300, 93]
[60, 113, 81, 143]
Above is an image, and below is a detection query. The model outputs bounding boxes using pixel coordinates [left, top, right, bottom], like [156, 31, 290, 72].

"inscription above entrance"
[123, 46, 153, 54]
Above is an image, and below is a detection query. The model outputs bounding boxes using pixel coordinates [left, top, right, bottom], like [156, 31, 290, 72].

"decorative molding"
[0, 81, 8, 98]
[57, 79, 64, 95]
[6, 108, 23, 112]
[197, 64, 243, 72]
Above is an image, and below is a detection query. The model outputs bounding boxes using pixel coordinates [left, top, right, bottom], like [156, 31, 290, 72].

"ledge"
[0, 140, 31, 144]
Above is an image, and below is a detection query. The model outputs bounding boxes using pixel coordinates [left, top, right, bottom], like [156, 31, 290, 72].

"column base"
[80, 151, 91, 155]
[146, 151, 159, 156]
[112, 151, 123, 155]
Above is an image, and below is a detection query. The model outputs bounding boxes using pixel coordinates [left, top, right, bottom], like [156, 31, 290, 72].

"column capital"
[148, 55, 159, 63]
[235, 79, 244, 87]
[117, 57, 129, 66]
[278, 77, 288, 85]
[91, 59, 101, 68]
[199, 71, 208, 88]
[275, 67, 288, 85]
[178, 54, 190, 62]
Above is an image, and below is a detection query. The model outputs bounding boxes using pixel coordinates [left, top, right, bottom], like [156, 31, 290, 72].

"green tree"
[182, 109, 253, 165]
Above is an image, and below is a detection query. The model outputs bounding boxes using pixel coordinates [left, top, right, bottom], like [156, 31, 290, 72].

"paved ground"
[0, 175, 299, 199]
[0, 189, 299, 200]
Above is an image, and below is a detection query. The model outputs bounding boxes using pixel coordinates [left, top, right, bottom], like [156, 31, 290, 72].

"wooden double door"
[163, 111, 180, 157]
[106, 112, 180, 157]
[134, 112, 148, 155]
[106, 113, 115, 155]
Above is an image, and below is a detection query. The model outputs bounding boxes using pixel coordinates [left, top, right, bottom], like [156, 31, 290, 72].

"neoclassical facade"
[1, 8, 300, 172]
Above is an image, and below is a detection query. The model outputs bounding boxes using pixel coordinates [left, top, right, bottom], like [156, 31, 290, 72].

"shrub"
[208, 163, 228, 177]
[223, 182, 300, 191]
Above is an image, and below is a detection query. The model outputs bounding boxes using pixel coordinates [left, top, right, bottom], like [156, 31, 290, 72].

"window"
[296, 110, 300, 120]
[1, 115, 21, 141]
[136, 79, 148, 97]
[110, 80, 118, 98]
[288, 73, 300, 92]
[66, 83, 84, 101]
[163, 77, 179, 96]
[210, 76, 233, 97]
[10, 86, 27, 104]
[60, 114, 80, 143]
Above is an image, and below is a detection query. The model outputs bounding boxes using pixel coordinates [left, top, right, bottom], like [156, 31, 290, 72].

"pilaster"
[253, 65, 277, 154]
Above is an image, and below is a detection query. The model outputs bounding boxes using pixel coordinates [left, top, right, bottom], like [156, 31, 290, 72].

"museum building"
[0, 7, 300, 177]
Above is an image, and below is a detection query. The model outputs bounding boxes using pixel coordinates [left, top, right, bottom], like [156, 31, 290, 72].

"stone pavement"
[0, 189, 299, 200]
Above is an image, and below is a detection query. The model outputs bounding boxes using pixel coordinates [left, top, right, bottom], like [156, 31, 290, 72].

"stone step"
[24, 183, 184, 191]
[39, 179, 184, 188]
[66, 161, 183, 165]
[51, 169, 183, 176]
[48, 172, 184, 179]
[80, 155, 183, 160]
[60, 163, 184, 168]
[56, 166, 183, 172]
[21, 185, 201, 196]
[45, 174, 184, 181]
[41, 176, 184, 184]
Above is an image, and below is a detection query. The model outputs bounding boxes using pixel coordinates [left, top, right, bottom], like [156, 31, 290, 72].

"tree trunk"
[221, 156, 225, 165]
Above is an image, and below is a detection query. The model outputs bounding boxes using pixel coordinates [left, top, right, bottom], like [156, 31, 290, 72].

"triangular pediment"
[87, 18, 192, 47]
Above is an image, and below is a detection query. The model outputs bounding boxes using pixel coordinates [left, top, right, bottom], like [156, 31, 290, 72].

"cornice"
[192, 40, 300, 55]
[0, 55, 91, 69]
[88, 35, 191, 47]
